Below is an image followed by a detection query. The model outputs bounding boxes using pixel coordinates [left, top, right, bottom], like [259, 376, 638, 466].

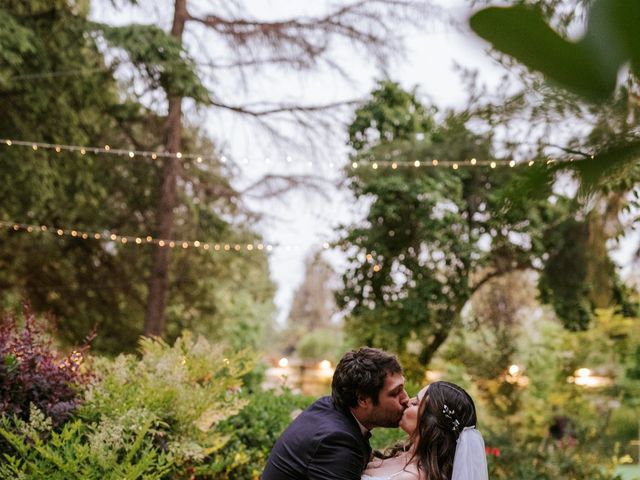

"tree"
[93, 0, 428, 336]
[0, 2, 275, 352]
[337, 81, 634, 377]
[288, 253, 338, 333]
[465, 0, 640, 324]
[278, 252, 344, 362]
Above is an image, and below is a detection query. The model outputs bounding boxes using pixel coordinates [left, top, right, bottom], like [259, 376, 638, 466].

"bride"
[361, 381, 488, 480]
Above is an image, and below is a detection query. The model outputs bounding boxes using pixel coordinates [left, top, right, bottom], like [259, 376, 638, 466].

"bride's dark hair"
[409, 381, 477, 480]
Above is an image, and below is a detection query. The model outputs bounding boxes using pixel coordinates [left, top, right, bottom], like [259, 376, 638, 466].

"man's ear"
[356, 392, 373, 409]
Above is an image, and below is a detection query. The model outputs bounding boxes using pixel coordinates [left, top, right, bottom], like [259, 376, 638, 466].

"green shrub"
[79, 332, 254, 473]
[0, 332, 254, 479]
[204, 388, 314, 479]
[0, 405, 172, 479]
[485, 433, 624, 480]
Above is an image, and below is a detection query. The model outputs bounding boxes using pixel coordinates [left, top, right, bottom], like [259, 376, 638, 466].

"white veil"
[451, 426, 489, 480]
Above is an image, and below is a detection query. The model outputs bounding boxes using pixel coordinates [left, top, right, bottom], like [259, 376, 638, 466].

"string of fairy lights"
[0, 136, 577, 255]
[0, 138, 570, 170]
[0, 220, 331, 253]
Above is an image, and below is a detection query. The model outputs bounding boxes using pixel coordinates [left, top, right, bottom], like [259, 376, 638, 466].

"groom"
[262, 347, 409, 479]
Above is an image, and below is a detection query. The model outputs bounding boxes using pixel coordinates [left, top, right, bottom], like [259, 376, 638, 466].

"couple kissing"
[262, 347, 488, 480]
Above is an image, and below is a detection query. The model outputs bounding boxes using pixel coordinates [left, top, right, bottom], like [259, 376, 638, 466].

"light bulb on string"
[1, 137, 573, 172]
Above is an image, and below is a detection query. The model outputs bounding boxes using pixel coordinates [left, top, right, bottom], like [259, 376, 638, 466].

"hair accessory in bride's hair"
[442, 404, 461, 432]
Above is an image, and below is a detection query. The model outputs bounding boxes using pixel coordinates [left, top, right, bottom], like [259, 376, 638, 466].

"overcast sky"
[90, 0, 638, 324]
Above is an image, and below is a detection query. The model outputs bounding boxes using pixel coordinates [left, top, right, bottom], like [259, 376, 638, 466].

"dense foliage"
[0, 315, 255, 479]
[0, 412, 173, 480]
[208, 389, 314, 479]
[440, 275, 640, 478]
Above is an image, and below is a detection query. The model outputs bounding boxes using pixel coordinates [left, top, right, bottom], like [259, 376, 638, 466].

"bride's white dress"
[361, 472, 404, 480]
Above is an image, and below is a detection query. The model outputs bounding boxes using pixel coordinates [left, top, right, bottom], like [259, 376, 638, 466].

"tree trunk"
[418, 311, 460, 367]
[144, 0, 188, 337]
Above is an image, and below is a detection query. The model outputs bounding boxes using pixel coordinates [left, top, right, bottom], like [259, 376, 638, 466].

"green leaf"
[470, 5, 617, 101]
[588, 0, 640, 78]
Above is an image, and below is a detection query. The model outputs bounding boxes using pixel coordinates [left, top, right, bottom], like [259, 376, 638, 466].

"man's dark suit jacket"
[261, 396, 371, 480]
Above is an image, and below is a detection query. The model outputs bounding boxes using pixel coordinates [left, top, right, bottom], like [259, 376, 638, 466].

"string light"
[1, 138, 570, 170]
[347, 159, 541, 169]
[0, 138, 240, 166]
[1, 137, 332, 168]
[0, 220, 402, 260]
[0, 220, 278, 253]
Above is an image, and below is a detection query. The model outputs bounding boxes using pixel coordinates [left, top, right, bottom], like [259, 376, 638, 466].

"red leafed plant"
[0, 305, 93, 426]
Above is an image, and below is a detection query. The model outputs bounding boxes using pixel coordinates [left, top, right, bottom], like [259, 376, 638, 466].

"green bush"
[205, 388, 314, 479]
[484, 433, 624, 480]
[0, 332, 254, 479]
[437, 306, 638, 480]
[80, 333, 254, 472]
[0, 405, 172, 479]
